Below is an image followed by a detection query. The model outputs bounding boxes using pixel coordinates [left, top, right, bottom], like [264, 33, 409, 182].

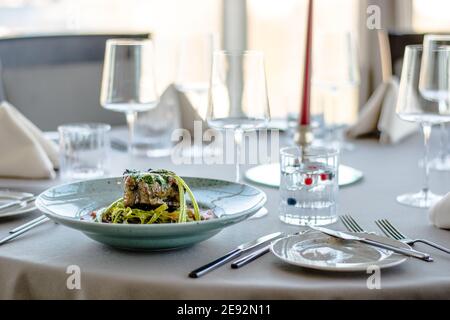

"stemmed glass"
[175, 33, 217, 121]
[396, 45, 449, 208]
[175, 33, 216, 158]
[100, 39, 159, 153]
[421, 35, 450, 171]
[312, 32, 360, 151]
[207, 50, 271, 183]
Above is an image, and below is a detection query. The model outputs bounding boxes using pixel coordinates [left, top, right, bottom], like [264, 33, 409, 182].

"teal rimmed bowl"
[36, 177, 266, 250]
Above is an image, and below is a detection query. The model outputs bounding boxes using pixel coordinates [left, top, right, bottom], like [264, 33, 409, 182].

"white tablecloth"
[0, 133, 449, 299]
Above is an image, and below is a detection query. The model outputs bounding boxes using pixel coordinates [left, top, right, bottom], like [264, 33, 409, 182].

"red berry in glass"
[304, 177, 313, 185]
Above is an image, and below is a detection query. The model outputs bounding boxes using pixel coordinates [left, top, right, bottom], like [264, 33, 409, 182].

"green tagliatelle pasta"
[98, 172, 201, 224]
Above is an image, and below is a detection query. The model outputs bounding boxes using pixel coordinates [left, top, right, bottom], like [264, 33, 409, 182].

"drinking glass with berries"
[279, 146, 339, 226]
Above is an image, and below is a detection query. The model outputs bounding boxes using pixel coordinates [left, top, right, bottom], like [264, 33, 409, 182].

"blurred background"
[0, 0, 449, 128]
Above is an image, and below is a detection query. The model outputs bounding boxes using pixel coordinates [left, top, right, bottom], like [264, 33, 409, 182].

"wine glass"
[421, 35, 450, 171]
[175, 33, 216, 159]
[396, 45, 449, 208]
[175, 33, 215, 93]
[100, 39, 159, 153]
[207, 50, 271, 183]
[312, 32, 360, 151]
[175, 33, 217, 120]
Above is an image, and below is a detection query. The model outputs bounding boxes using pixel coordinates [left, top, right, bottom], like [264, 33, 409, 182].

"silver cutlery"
[0, 217, 50, 246]
[231, 244, 272, 269]
[310, 226, 433, 262]
[0, 195, 36, 212]
[189, 231, 283, 278]
[340, 214, 366, 233]
[231, 234, 286, 269]
[231, 231, 307, 269]
[375, 219, 450, 254]
[9, 215, 48, 234]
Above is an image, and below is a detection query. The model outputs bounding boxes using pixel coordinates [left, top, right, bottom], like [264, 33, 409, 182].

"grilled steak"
[123, 169, 180, 210]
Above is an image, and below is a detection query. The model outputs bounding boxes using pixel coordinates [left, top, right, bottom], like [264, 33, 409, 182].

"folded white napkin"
[0, 101, 58, 179]
[138, 84, 207, 135]
[176, 87, 209, 134]
[429, 192, 450, 229]
[346, 77, 418, 144]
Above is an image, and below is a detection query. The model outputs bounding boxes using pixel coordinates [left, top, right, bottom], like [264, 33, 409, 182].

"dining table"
[0, 129, 449, 300]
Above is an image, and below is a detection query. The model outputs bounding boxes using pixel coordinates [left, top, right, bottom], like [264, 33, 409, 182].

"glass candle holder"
[58, 123, 111, 180]
[279, 146, 339, 226]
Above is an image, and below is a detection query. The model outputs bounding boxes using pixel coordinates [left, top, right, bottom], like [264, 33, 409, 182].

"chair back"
[378, 31, 431, 81]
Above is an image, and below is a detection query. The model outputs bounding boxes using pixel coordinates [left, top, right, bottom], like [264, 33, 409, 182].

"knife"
[231, 230, 316, 269]
[231, 231, 305, 269]
[310, 226, 433, 262]
[0, 195, 36, 212]
[231, 244, 272, 269]
[189, 232, 283, 278]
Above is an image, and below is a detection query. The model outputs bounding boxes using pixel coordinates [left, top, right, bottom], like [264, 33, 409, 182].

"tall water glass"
[100, 39, 159, 153]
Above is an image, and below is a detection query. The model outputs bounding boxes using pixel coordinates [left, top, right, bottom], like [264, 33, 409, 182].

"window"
[412, 0, 450, 32]
[0, 0, 221, 35]
[0, 0, 222, 93]
[0, 0, 360, 123]
[247, 0, 360, 123]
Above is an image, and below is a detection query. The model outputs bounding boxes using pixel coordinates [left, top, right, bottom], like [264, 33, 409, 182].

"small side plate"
[0, 190, 36, 219]
[270, 231, 409, 272]
[245, 163, 363, 188]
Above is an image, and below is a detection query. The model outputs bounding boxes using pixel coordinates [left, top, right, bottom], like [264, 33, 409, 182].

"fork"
[0, 195, 36, 211]
[9, 215, 48, 233]
[0, 216, 50, 245]
[339, 214, 367, 233]
[375, 219, 450, 254]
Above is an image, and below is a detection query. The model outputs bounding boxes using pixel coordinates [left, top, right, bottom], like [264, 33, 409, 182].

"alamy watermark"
[367, 5, 381, 30]
[366, 265, 381, 290]
[170, 121, 280, 166]
[66, 265, 81, 290]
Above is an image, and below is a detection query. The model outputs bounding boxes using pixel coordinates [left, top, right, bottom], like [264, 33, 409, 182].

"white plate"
[270, 231, 409, 272]
[245, 163, 363, 188]
[0, 190, 36, 218]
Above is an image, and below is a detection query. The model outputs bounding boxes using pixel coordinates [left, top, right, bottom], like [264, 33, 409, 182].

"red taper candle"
[299, 0, 313, 126]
